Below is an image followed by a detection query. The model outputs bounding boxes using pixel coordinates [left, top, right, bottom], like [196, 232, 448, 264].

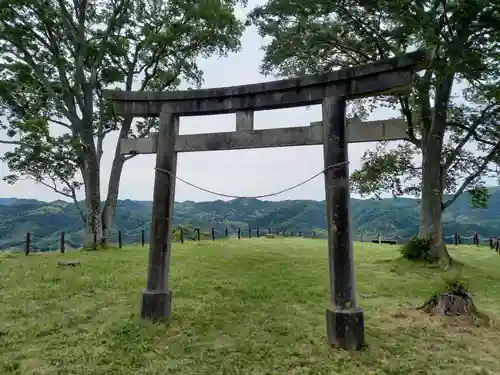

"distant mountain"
[0, 187, 499, 251]
[0, 198, 18, 205]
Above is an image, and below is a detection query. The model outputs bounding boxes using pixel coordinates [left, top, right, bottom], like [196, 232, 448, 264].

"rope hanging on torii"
[154, 161, 350, 199]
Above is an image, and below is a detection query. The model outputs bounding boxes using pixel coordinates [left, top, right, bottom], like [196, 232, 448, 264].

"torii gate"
[103, 50, 427, 350]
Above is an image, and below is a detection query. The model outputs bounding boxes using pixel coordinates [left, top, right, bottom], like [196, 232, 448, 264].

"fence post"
[496, 238, 499, 252]
[489, 237, 494, 249]
[291, 231, 294, 237]
[180, 228, 184, 244]
[360, 233, 363, 242]
[117, 231, 122, 248]
[212, 228, 215, 241]
[141, 230, 145, 247]
[92, 232, 97, 250]
[60, 232, 65, 253]
[275, 228, 279, 236]
[196, 228, 200, 241]
[238, 228, 241, 239]
[248, 228, 252, 238]
[313, 231, 316, 238]
[25, 232, 30, 255]
[225, 228, 228, 237]
[299, 232, 301, 237]
[256, 228, 259, 238]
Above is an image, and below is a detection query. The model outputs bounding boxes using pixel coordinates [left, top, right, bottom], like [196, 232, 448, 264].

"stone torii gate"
[104, 50, 427, 350]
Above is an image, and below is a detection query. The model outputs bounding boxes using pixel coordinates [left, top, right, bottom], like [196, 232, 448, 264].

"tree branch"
[42, 22, 83, 117]
[0, 139, 21, 145]
[398, 95, 421, 147]
[338, 8, 392, 59]
[72, 0, 91, 118]
[55, 0, 78, 44]
[49, 118, 73, 130]
[89, 0, 129, 85]
[443, 141, 500, 209]
[448, 121, 499, 147]
[2, 39, 80, 124]
[72, 199, 86, 224]
[443, 122, 482, 170]
[13, 5, 82, 120]
[21, 171, 86, 223]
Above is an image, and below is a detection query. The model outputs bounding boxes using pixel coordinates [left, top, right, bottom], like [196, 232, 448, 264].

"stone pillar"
[141, 104, 179, 322]
[235, 110, 254, 131]
[322, 96, 365, 350]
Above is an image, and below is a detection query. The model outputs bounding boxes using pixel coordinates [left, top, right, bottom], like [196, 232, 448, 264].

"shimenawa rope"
[154, 161, 349, 199]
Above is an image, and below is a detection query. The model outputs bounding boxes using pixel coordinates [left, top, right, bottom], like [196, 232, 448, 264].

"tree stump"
[419, 292, 474, 315]
[417, 282, 492, 326]
[417, 282, 481, 317]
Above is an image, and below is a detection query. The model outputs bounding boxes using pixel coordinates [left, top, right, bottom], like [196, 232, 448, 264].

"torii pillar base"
[140, 289, 173, 322]
[325, 307, 365, 350]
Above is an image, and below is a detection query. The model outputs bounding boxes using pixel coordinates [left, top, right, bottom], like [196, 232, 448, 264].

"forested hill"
[0, 187, 499, 250]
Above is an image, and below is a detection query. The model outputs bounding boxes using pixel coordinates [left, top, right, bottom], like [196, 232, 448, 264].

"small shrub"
[400, 236, 432, 261]
[442, 273, 470, 294]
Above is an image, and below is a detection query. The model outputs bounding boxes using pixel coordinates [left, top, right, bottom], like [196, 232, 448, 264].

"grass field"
[1, 239, 500, 375]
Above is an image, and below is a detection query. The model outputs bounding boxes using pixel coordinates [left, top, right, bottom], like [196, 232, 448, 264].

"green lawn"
[1, 239, 499, 374]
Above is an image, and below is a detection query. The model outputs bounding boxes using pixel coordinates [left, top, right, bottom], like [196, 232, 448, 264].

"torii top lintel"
[103, 50, 429, 117]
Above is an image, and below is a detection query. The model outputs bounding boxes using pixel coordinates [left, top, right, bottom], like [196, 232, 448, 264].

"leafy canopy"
[0, 0, 246, 207]
[248, 0, 500, 208]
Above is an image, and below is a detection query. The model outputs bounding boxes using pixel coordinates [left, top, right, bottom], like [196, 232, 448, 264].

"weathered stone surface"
[139, 105, 178, 324]
[120, 119, 408, 155]
[323, 96, 357, 308]
[235, 110, 254, 131]
[325, 307, 365, 350]
[141, 288, 173, 322]
[104, 50, 428, 116]
[105, 50, 427, 101]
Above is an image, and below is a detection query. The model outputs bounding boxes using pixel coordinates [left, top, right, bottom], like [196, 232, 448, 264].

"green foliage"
[442, 276, 470, 294]
[351, 143, 420, 198]
[2, 131, 85, 220]
[0, 0, 247, 237]
[400, 236, 432, 261]
[248, 0, 500, 210]
[468, 186, 491, 209]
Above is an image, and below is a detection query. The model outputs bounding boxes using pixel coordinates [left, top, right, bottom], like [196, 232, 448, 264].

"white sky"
[0, 0, 488, 203]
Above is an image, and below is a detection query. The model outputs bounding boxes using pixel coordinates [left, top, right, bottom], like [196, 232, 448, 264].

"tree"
[0, 0, 246, 246]
[248, 0, 500, 265]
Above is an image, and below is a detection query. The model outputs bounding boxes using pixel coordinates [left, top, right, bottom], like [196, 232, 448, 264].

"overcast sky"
[0, 1, 440, 203]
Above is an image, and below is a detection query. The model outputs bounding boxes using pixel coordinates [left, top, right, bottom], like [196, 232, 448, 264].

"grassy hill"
[0, 187, 499, 250]
[0, 240, 499, 374]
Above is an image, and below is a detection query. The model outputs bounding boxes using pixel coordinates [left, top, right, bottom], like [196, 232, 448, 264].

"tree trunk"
[83, 150, 103, 248]
[419, 130, 451, 266]
[414, 68, 455, 267]
[102, 153, 125, 246]
[101, 120, 132, 245]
